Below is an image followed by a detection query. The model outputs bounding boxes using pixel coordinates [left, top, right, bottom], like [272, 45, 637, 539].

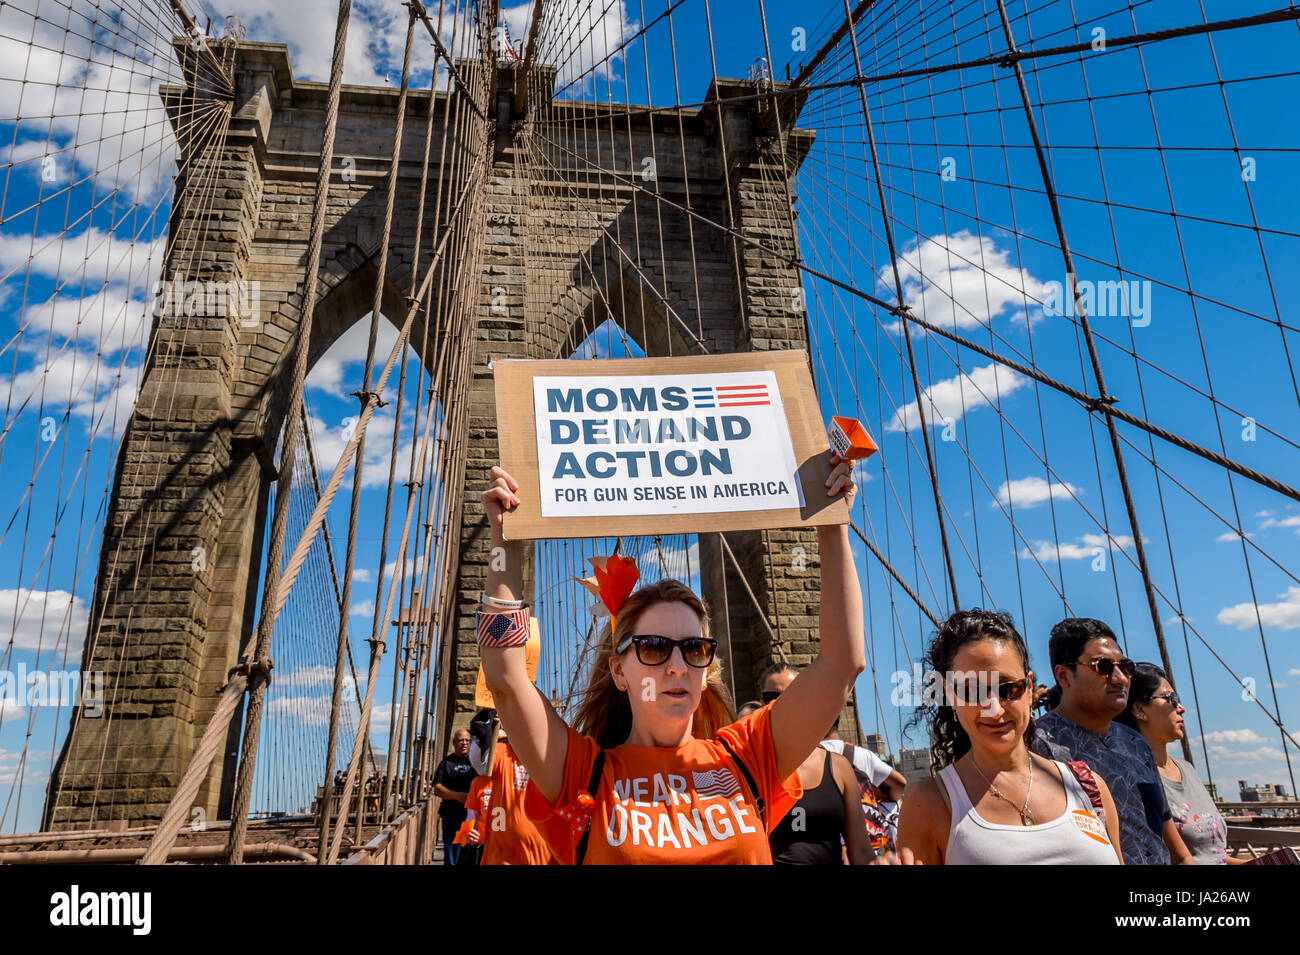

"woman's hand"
[482, 465, 521, 541]
[825, 450, 857, 508]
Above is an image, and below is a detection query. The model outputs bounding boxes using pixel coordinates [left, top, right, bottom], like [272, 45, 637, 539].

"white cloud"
[306, 314, 408, 398]
[649, 538, 700, 578]
[1260, 514, 1300, 533]
[350, 599, 375, 620]
[1217, 586, 1300, 631]
[1200, 729, 1268, 746]
[1019, 532, 1135, 562]
[511, 0, 640, 91]
[995, 476, 1079, 510]
[0, 746, 51, 787]
[886, 363, 1028, 433]
[1216, 531, 1254, 542]
[1289, 668, 1300, 678]
[368, 701, 393, 733]
[303, 408, 425, 491]
[353, 568, 373, 584]
[278, 665, 355, 690]
[266, 693, 334, 727]
[0, 227, 163, 293]
[383, 555, 426, 582]
[0, 1, 183, 202]
[0, 348, 142, 439]
[880, 231, 1052, 336]
[1205, 744, 1288, 764]
[0, 588, 89, 654]
[203, 1, 423, 86]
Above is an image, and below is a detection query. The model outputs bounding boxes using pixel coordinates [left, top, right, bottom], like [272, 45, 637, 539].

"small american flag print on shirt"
[691, 384, 770, 409]
[692, 767, 741, 799]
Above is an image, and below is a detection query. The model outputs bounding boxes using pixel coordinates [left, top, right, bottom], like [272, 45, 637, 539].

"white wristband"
[481, 592, 524, 609]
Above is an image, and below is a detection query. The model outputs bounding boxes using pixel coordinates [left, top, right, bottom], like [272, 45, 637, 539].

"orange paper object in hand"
[574, 554, 640, 631]
[829, 416, 878, 462]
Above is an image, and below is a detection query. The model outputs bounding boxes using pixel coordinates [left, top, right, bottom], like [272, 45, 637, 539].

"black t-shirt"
[433, 753, 476, 820]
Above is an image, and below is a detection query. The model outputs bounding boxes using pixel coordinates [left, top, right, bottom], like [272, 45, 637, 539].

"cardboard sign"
[494, 351, 851, 539]
[475, 615, 541, 708]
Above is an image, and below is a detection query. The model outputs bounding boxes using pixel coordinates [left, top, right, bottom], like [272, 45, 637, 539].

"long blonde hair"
[572, 578, 736, 748]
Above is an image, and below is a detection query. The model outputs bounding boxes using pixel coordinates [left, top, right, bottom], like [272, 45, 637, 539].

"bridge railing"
[342, 796, 438, 865]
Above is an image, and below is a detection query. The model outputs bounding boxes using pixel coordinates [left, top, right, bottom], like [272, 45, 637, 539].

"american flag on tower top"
[499, 20, 522, 62]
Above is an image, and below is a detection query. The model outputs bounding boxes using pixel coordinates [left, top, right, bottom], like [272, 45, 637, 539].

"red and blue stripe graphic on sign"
[690, 383, 771, 409]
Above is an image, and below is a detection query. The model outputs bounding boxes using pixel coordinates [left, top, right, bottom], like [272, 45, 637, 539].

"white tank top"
[937, 760, 1120, 865]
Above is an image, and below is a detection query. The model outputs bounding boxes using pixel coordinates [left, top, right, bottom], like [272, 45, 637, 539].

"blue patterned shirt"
[1032, 711, 1172, 865]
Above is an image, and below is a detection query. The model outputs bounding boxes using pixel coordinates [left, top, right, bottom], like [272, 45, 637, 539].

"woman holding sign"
[476, 451, 865, 864]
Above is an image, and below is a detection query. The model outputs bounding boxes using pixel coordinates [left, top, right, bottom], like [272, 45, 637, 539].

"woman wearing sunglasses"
[894, 610, 1123, 865]
[476, 453, 865, 864]
[1116, 664, 1241, 865]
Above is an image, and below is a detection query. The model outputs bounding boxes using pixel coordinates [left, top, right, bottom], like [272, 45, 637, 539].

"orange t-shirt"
[477, 743, 554, 865]
[525, 706, 801, 865]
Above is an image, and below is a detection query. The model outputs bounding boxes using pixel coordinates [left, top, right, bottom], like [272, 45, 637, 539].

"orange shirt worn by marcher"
[525, 705, 801, 864]
[475, 742, 554, 865]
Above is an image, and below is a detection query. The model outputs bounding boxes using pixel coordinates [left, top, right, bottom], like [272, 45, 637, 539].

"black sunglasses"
[1149, 691, 1182, 708]
[760, 689, 782, 703]
[1070, 656, 1136, 680]
[616, 634, 718, 668]
[947, 675, 1032, 706]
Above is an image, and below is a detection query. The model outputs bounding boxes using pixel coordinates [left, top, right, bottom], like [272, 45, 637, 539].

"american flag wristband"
[476, 606, 530, 647]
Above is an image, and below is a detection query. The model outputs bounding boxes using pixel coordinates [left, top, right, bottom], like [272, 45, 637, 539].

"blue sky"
[1, 0, 1298, 832]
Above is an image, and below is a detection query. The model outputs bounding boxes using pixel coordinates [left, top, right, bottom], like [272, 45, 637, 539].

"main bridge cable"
[529, 128, 1300, 507]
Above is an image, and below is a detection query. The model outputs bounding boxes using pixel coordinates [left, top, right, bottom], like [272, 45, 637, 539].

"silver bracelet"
[481, 592, 524, 610]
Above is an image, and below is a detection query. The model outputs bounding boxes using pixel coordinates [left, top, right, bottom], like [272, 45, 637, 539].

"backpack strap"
[573, 748, 606, 865]
[717, 736, 766, 828]
[1065, 760, 1106, 825]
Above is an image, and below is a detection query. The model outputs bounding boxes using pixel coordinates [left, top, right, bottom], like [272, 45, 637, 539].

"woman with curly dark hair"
[894, 609, 1123, 864]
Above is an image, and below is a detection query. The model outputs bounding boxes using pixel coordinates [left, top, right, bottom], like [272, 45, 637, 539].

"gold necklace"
[969, 752, 1035, 825]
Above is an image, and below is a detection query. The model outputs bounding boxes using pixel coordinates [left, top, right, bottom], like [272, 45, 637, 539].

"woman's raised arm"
[768, 451, 866, 780]
[478, 465, 570, 804]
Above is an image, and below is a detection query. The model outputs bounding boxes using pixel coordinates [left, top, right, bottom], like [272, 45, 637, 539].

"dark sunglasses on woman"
[616, 634, 718, 668]
[947, 675, 1032, 706]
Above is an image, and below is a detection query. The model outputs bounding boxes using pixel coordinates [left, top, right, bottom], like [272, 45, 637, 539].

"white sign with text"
[533, 371, 805, 517]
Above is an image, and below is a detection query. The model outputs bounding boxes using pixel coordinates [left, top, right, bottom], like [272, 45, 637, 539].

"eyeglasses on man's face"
[616, 634, 718, 668]
[1070, 656, 1136, 680]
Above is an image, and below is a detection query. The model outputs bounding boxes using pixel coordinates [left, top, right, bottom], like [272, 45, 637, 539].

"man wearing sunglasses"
[1031, 618, 1195, 865]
